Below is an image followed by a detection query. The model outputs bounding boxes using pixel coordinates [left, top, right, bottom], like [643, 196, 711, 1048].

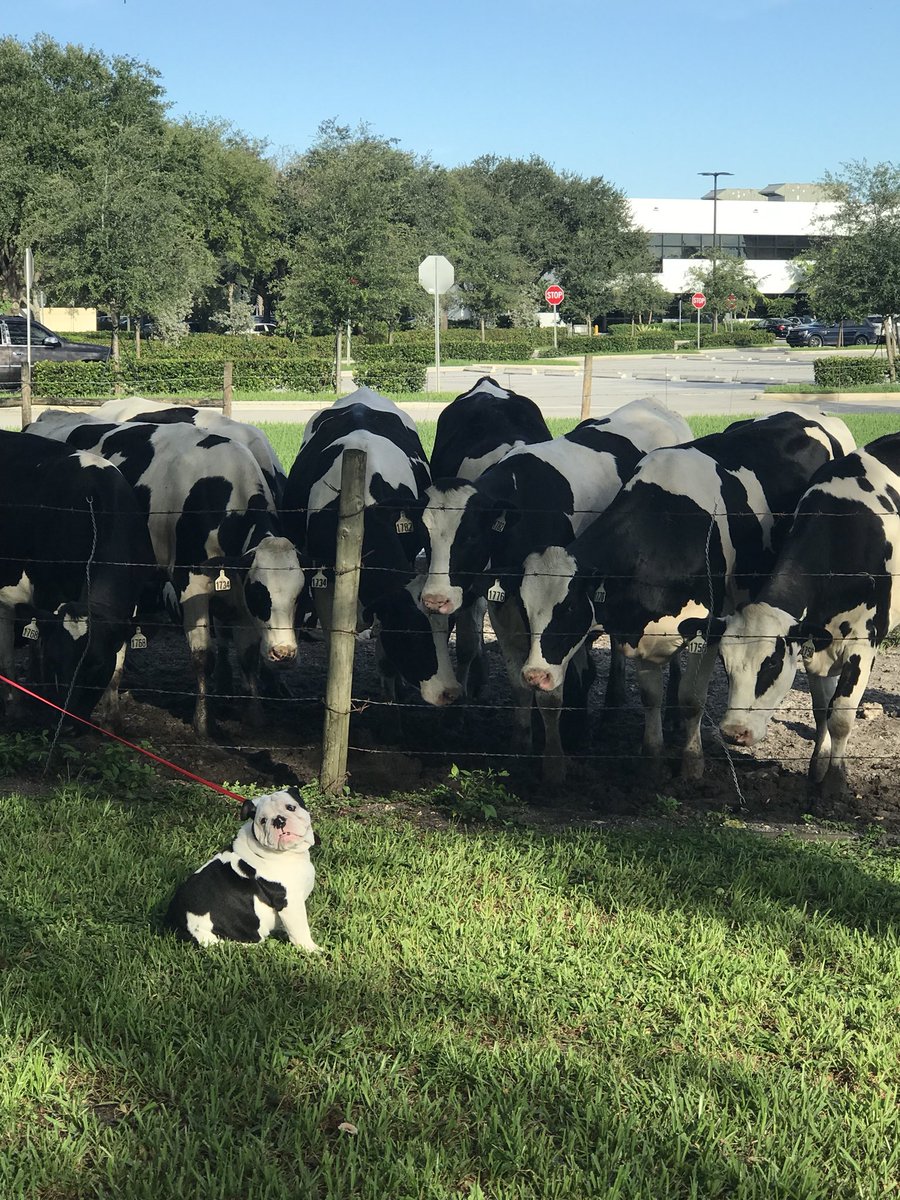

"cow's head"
[203, 536, 304, 665]
[367, 582, 462, 707]
[711, 603, 833, 747]
[519, 547, 596, 693]
[420, 481, 505, 616]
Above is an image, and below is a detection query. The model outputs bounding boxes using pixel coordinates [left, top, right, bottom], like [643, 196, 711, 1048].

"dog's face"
[240, 787, 314, 853]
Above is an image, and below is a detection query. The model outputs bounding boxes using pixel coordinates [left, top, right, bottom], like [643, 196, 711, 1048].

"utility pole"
[699, 171, 732, 333]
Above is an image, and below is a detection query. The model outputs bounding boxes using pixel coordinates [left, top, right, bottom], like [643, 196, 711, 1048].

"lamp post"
[699, 170, 732, 331]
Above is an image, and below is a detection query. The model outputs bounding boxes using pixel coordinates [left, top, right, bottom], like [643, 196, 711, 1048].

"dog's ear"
[240, 798, 257, 822]
[286, 784, 307, 809]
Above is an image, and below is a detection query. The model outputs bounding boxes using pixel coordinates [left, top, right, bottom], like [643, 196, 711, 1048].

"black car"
[785, 318, 880, 348]
[0, 316, 111, 387]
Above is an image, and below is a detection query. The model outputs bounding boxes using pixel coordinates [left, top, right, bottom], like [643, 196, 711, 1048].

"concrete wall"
[39, 306, 98, 333]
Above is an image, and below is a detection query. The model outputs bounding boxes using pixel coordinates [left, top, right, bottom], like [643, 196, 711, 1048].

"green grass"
[1, 786, 899, 1199]
[765, 383, 900, 394]
[259, 413, 900, 470]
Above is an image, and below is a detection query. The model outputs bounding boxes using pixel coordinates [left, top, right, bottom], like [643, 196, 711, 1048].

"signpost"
[418, 255, 455, 390]
[691, 291, 706, 349]
[545, 284, 565, 350]
[24, 247, 34, 371]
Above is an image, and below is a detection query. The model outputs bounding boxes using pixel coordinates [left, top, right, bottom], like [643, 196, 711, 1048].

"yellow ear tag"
[487, 579, 506, 603]
[214, 569, 231, 592]
[687, 633, 706, 654]
[311, 569, 328, 590]
[130, 627, 147, 650]
[492, 513, 507, 533]
[23, 618, 40, 642]
[594, 582, 606, 603]
[395, 512, 413, 534]
[801, 638, 816, 661]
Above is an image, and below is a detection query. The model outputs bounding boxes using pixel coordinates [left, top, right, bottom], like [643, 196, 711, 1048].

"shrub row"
[356, 336, 535, 365]
[812, 357, 891, 388]
[352, 361, 427, 393]
[32, 356, 334, 398]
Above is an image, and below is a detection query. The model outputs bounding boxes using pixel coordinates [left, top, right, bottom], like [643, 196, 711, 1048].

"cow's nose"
[721, 723, 753, 747]
[272, 814, 286, 829]
[268, 643, 297, 663]
[523, 668, 554, 692]
[439, 685, 462, 706]
[422, 592, 452, 614]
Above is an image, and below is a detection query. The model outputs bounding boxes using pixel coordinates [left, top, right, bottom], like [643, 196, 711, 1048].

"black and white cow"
[282, 388, 461, 707]
[430, 376, 551, 481]
[421, 397, 692, 780]
[518, 410, 856, 779]
[94, 397, 287, 501]
[0, 430, 153, 721]
[28, 411, 304, 735]
[427, 375, 552, 695]
[711, 433, 900, 790]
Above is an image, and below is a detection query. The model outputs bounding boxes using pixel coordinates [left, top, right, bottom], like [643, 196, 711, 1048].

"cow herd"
[0, 379, 898, 799]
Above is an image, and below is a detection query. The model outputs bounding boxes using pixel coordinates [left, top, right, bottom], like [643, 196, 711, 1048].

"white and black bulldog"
[166, 787, 319, 950]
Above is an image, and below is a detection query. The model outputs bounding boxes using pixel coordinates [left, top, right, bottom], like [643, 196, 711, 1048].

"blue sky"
[6, 0, 896, 197]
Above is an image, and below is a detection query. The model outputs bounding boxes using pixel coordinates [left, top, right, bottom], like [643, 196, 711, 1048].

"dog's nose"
[272, 814, 287, 829]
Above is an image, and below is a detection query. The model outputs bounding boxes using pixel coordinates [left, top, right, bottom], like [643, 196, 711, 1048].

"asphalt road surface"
[5, 346, 899, 429]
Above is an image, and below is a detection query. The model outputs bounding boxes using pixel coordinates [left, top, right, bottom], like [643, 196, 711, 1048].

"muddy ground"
[6, 618, 899, 835]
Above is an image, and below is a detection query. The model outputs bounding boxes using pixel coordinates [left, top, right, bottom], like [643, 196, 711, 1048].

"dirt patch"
[5, 622, 900, 834]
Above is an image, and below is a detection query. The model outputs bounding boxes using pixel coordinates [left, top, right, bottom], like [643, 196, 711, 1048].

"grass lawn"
[766, 383, 900, 394]
[2, 786, 899, 1199]
[259, 413, 900, 471]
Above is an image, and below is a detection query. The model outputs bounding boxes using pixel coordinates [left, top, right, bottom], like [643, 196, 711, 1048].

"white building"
[628, 183, 837, 296]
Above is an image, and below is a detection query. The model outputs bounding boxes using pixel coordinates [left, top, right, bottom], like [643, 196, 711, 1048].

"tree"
[613, 271, 671, 327]
[806, 161, 900, 373]
[277, 122, 437, 382]
[685, 250, 761, 320]
[553, 175, 649, 332]
[167, 120, 279, 314]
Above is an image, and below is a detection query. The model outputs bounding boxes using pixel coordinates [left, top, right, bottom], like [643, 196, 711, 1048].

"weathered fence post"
[581, 354, 594, 420]
[222, 361, 233, 418]
[320, 447, 367, 795]
[20, 363, 32, 429]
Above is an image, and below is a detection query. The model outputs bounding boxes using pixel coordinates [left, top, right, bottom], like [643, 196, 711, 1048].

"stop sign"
[545, 284, 565, 306]
[691, 292, 706, 310]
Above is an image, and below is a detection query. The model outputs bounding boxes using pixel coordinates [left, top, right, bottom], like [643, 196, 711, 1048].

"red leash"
[0, 672, 246, 802]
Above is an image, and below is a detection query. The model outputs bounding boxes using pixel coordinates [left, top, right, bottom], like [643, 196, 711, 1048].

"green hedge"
[352, 361, 427, 393]
[32, 356, 333, 398]
[536, 329, 775, 355]
[812, 357, 891, 388]
[356, 335, 535, 364]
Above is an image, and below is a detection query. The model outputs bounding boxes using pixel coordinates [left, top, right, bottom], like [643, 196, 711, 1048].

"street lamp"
[699, 170, 732, 330]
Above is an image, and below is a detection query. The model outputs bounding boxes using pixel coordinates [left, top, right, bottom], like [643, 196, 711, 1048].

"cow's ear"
[788, 621, 833, 652]
[240, 799, 257, 821]
[678, 616, 726, 644]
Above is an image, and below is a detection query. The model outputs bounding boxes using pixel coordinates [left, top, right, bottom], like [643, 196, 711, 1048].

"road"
[5, 346, 899, 429]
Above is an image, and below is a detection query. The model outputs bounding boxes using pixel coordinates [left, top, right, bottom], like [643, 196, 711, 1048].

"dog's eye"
[286, 804, 296, 811]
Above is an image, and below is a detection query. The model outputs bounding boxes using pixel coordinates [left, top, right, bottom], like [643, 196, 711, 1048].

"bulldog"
[165, 786, 319, 950]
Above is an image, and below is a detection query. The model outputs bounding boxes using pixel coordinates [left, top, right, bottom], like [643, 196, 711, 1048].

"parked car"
[785, 318, 881, 348]
[247, 319, 278, 336]
[0, 315, 111, 388]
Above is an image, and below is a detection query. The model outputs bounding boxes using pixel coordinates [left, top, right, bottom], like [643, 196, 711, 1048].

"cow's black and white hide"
[707, 433, 900, 792]
[430, 376, 551, 481]
[528, 410, 856, 780]
[421, 398, 692, 782]
[426, 376, 551, 696]
[281, 388, 460, 706]
[94, 397, 287, 502]
[0, 430, 153, 722]
[28, 411, 304, 735]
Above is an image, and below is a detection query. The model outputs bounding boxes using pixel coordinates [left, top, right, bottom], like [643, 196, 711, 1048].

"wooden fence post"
[320, 447, 367, 795]
[581, 354, 594, 420]
[20, 363, 32, 429]
[222, 361, 233, 418]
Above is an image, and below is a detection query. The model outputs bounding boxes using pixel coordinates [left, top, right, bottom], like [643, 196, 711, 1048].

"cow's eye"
[286, 804, 296, 811]
[260, 817, 267, 824]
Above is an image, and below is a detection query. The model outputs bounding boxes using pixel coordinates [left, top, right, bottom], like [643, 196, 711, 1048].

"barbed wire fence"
[2, 451, 899, 803]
